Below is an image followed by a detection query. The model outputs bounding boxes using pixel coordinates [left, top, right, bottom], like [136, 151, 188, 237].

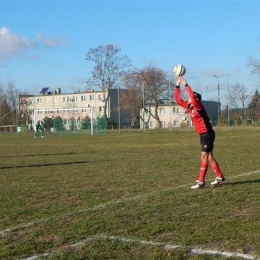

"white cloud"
[35, 32, 67, 48]
[0, 27, 34, 59]
[0, 27, 68, 62]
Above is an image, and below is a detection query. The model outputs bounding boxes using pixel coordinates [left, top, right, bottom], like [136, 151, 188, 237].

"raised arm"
[174, 77, 188, 108]
[181, 78, 202, 110]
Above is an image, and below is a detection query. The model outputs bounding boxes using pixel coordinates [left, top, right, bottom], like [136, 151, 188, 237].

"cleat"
[211, 177, 225, 186]
[191, 180, 205, 189]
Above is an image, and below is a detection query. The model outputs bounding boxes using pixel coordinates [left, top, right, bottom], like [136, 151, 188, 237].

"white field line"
[1, 169, 259, 260]
[0, 185, 186, 237]
[1, 169, 260, 238]
[22, 234, 259, 260]
[0, 170, 260, 238]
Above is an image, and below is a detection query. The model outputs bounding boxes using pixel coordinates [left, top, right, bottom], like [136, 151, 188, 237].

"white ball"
[173, 64, 186, 76]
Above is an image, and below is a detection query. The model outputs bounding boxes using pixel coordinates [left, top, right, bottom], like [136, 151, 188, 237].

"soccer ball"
[173, 64, 186, 76]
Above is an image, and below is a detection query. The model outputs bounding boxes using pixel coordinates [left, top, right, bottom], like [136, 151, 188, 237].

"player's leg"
[191, 134, 209, 189]
[208, 152, 225, 185]
[191, 132, 216, 189]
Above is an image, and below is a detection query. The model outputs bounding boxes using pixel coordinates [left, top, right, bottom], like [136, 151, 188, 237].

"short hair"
[193, 92, 201, 101]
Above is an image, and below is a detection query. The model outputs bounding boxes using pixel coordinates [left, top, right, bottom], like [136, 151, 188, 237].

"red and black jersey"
[175, 84, 213, 134]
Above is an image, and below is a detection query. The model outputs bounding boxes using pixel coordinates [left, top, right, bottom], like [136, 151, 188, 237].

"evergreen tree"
[248, 89, 260, 121]
[80, 116, 91, 130]
[53, 116, 66, 131]
[42, 117, 54, 131]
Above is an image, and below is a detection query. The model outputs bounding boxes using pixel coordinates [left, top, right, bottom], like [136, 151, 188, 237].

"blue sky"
[1, 0, 260, 104]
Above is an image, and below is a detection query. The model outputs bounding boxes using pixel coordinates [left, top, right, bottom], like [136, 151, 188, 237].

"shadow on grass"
[0, 152, 94, 158]
[0, 159, 112, 169]
[225, 179, 260, 185]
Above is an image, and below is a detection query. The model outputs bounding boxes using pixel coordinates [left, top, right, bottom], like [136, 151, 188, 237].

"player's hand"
[181, 78, 187, 85]
[176, 76, 182, 86]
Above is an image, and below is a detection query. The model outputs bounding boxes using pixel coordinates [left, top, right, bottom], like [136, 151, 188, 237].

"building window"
[98, 94, 104, 101]
[82, 107, 87, 112]
[149, 121, 153, 128]
[81, 95, 86, 102]
[173, 107, 179, 114]
[160, 121, 166, 128]
[187, 120, 193, 127]
[173, 120, 179, 127]
[37, 98, 41, 104]
[159, 108, 165, 115]
[89, 95, 94, 101]
[63, 97, 69, 103]
[99, 106, 104, 112]
[54, 96, 59, 103]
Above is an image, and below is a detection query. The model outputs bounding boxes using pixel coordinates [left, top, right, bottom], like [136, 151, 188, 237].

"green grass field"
[0, 128, 260, 260]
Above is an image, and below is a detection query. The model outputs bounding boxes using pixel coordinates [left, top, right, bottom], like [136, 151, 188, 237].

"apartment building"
[18, 88, 132, 130]
[141, 101, 219, 129]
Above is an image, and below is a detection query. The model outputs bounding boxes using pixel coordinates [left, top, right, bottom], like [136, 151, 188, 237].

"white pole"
[90, 107, 94, 135]
[53, 89, 56, 133]
[143, 83, 145, 132]
[73, 88, 76, 134]
[16, 95, 18, 133]
[34, 111, 36, 133]
[227, 74, 230, 130]
[214, 74, 220, 125]
[169, 76, 172, 130]
[118, 87, 121, 133]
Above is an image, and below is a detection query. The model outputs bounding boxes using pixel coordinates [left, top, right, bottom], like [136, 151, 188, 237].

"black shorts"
[200, 131, 215, 152]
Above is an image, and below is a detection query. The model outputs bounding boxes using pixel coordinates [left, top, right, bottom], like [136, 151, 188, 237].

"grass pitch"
[0, 128, 260, 260]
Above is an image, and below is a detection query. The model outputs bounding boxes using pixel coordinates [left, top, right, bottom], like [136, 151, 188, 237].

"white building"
[18, 88, 132, 131]
[141, 101, 219, 129]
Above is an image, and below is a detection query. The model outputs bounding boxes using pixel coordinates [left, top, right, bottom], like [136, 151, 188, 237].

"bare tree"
[121, 70, 143, 127]
[121, 66, 170, 128]
[0, 80, 18, 126]
[17, 94, 33, 125]
[0, 79, 32, 126]
[85, 44, 131, 126]
[248, 48, 260, 90]
[248, 55, 260, 75]
[229, 83, 250, 122]
[6, 80, 20, 123]
[139, 66, 169, 128]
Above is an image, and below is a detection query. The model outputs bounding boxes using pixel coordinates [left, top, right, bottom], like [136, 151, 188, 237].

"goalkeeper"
[34, 121, 44, 138]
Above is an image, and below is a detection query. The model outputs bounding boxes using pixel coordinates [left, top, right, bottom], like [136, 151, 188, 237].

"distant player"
[34, 121, 44, 138]
[175, 76, 225, 189]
